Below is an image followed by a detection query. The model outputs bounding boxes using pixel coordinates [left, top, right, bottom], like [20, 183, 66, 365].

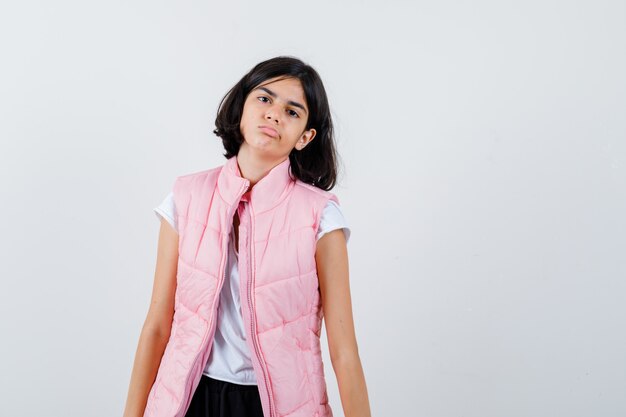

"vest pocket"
[305, 326, 325, 406]
[152, 306, 208, 413]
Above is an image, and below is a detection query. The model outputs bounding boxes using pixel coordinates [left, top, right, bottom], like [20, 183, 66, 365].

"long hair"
[213, 56, 338, 191]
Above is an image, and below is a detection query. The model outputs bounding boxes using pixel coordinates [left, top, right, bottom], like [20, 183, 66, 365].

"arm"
[123, 219, 179, 417]
[316, 229, 372, 417]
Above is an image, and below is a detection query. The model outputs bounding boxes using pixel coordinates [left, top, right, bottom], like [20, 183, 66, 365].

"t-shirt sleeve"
[153, 191, 178, 233]
[316, 200, 351, 243]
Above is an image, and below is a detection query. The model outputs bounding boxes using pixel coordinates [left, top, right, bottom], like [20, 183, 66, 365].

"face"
[239, 76, 316, 160]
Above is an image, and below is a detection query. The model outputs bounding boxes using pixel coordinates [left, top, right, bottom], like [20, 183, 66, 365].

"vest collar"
[217, 154, 294, 213]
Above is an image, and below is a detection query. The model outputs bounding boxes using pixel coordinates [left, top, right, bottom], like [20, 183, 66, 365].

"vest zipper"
[244, 198, 276, 417]
[174, 183, 247, 417]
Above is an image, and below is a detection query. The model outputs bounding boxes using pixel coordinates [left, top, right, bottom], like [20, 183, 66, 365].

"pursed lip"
[258, 125, 279, 138]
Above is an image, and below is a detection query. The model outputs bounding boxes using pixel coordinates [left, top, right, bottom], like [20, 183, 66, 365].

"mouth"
[258, 125, 279, 138]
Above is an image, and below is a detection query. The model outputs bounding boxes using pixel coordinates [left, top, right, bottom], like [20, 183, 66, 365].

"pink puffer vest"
[143, 155, 338, 417]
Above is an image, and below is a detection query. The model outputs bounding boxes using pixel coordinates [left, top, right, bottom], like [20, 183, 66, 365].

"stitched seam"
[254, 269, 316, 290]
[253, 224, 314, 243]
[179, 216, 223, 235]
[177, 257, 219, 279]
[281, 397, 314, 417]
[258, 312, 315, 334]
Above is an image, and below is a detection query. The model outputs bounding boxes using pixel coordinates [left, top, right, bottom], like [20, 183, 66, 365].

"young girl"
[123, 56, 371, 417]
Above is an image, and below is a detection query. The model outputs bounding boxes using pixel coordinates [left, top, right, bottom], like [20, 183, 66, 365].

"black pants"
[184, 375, 264, 417]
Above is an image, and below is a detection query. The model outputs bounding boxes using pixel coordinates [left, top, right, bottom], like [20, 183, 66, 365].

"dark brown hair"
[213, 56, 338, 191]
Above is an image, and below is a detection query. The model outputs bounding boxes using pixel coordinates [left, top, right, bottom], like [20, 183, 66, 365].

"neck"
[236, 145, 288, 188]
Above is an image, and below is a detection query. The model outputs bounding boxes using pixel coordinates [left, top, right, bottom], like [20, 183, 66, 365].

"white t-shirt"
[153, 191, 350, 385]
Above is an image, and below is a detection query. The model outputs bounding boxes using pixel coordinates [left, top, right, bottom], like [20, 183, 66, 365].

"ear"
[295, 128, 316, 151]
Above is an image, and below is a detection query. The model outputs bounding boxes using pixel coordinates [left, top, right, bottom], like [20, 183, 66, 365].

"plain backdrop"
[1, 1, 625, 416]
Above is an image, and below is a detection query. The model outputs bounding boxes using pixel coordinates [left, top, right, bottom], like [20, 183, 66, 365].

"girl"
[123, 56, 371, 417]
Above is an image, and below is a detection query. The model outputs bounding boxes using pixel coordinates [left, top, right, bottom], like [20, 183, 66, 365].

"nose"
[265, 105, 280, 123]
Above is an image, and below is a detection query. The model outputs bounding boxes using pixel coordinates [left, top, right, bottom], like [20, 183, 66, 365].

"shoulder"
[171, 163, 224, 214]
[322, 199, 345, 216]
[172, 163, 224, 197]
[318, 199, 351, 243]
[320, 199, 348, 225]
[293, 180, 340, 205]
[174, 165, 222, 190]
[292, 180, 350, 240]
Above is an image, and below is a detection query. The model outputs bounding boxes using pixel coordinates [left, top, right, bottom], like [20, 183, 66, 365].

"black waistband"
[200, 374, 259, 393]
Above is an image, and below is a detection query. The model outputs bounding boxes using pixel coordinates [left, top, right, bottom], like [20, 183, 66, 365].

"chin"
[247, 139, 277, 155]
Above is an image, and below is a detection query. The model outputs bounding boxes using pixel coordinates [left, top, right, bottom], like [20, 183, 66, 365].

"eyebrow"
[255, 86, 308, 115]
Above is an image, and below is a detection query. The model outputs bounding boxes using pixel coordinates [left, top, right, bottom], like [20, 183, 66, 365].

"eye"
[257, 96, 300, 118]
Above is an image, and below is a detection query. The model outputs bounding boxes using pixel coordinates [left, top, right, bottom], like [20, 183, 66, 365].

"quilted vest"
[143, 155, 339, 417]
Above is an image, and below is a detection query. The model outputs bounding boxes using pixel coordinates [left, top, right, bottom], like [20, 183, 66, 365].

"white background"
[1, 1, 624, 416]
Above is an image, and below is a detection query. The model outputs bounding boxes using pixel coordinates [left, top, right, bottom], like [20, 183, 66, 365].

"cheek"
[242, 103, 260, 124]
[240, 107, 252, 128]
